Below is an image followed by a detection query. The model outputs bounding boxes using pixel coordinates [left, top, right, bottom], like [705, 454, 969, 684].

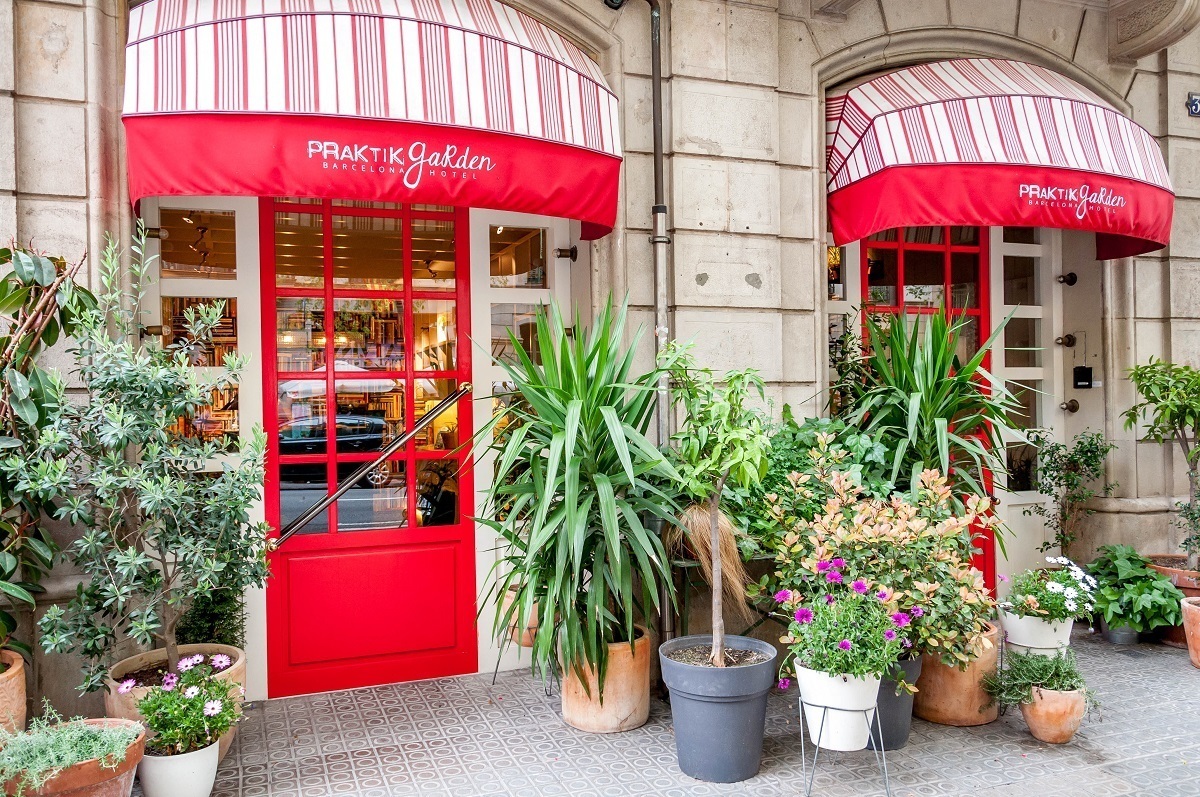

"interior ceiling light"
[183, 211, 195, 224]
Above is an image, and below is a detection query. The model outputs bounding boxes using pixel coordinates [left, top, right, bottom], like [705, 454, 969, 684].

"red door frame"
[260, 199, 477, 697]
[859, 226, 998, 592]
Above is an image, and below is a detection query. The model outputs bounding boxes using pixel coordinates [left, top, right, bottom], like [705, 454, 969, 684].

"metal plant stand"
[797, 698, 893, 797]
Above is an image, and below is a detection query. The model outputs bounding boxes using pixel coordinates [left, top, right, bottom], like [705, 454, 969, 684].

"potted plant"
[1183, 597, 1200, 668]
[480, 301, 681, 733]
[9, 229, 267, 759]
[768, 468, 997, 747]
[999, 559, 1096, 655]
[983, 650, 1097, 744]
[0, 706, 143, 797]
[136, 659, 241, 797]
[657, 346, 778, 783]
[1022, 429, 1117, 558]
[1124, 359, 1200, 646]
[1086, 545, 1185, 644]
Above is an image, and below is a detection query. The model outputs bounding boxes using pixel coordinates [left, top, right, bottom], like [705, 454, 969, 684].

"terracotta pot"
[103, 644, 244, 762]
[1183, 597, 1200, 669]
[500, 585, 538, 648]
[1019, 687, 1086, 744]
[3, 718, 144, 797]
[912, 621, 999, 727]
[561, 626, 650, 733]
[1148, 559, 1200, 649]
[0, 650, 27, 734]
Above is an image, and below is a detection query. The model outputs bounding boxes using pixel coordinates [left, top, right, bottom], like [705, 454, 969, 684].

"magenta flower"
[910, 606, 925, 618]
[161, 673, 178, 692]
[883, 628, 897, 641]
[902, 639, 913, 649]
[773, 589, 792, 604]
[891, 612, 912, 628]
[831, 558, 846, 568]
[876, 590, 889, 602]
[203, 699, 223, 717]
[178, 658, 197, 673]
[778, 678, 791, 691]
[851, 580, 868, 594]
[794, 607, 814, 624]
[825, 571, 843, 584]
[117, 679, 136, 695]
[997, 573, 1009, 583]
[838, 639, 853, 651]
[824, 594, 836, 605]
[816, 560, 832, 573]
[210, 654, 232, 670]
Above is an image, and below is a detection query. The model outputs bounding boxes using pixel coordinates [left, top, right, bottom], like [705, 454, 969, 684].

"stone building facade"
[3, 0, 1200, 710]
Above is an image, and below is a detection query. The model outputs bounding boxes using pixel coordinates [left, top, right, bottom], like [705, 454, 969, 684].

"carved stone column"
[1110, 0, 1200, 61]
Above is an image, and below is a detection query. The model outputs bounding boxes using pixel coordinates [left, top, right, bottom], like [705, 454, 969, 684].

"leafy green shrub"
[1023, 429, 1117, 556]
[1086, 545, 1184, 632]
[0, 705, 139, 796]
[137, 658, 241, 756]
[983, 650, 1097, 711]
[177, 590, 246, 650]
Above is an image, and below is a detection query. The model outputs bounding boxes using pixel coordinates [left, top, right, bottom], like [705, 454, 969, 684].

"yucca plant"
[850, 307, 1019, 500]
[479, 300, 683, 697]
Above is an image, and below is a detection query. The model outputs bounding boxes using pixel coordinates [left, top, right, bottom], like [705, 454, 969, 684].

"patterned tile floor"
[202, 631, 1199, 797]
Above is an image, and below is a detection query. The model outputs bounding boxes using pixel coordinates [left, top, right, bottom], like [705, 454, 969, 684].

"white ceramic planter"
[138, 740, 220, 797]
[1001, 610, 1073, 656]
[795, 665, 881, 751]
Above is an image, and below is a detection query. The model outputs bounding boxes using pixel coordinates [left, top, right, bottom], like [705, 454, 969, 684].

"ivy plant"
[1124, 359, 1200, 570]
[1023, 429, 1117, 557]
[6, 226, 271, 692]
[0, 246, 95, 661]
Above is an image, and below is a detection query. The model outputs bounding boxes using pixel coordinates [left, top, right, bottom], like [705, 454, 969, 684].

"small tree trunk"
[1189, 467, 1200, 573]
[162, 599, 180, 674]
[709, 491, 724, 667]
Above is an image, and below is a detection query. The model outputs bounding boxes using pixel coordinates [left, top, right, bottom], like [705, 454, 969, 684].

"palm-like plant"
[480, 300, 682, 695]
[849, 307, 1019, 499]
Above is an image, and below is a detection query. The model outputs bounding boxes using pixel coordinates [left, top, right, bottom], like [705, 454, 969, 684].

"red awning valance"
[825, 59, 1174, 259]
[123, 0, 621, 239]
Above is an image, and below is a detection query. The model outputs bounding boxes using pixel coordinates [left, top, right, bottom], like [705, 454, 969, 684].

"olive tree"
[8, 228, 270, 691]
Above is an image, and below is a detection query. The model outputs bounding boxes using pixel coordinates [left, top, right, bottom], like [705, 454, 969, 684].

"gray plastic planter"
[659, 634, 778, 783]
[1101, 620, 1138, 645]
[868, 656, 923, 750]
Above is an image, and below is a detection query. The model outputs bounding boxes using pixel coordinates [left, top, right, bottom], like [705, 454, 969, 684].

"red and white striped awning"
[123, 0, 622, 238]
[826, 58, 1173, 259]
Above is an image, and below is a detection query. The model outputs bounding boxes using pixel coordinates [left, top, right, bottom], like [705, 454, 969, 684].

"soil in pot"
[137, 740, 219, 797]
[561, 627, 650, 733]
[868, 656, 922, 751]
[1148, 558, 1200, 649]
[1183, 597, 1200, 669]
[1019, 687, 1086, 744]
[660, 635, 779, 784]
[104, 644, 244, 763]
[3, 719, 145, 797]
[913, 621, 1000, 727]
[0, 649, 26, 734]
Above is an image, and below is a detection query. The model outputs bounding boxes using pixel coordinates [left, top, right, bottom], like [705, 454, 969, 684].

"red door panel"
[262, 199, 476, 698]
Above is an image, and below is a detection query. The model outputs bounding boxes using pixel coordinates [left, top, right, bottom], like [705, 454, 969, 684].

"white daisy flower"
[1065, 599, 1078, 613]
[1046, 582, 1064, 593]
[1064, 586, 1078, 599]
[1045, 556, 1055, 563]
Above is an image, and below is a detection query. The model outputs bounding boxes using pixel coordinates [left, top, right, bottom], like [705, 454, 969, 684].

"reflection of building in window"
[162, 297, 237, 366]
[160, 209, 237, 279]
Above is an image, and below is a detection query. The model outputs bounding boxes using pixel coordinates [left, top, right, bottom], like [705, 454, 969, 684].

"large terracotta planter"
[561, 627, 650, 733]
[3, 719, 144, 797]
[1019, 687, 1086, 744]
[1183, 597, 1200, 669]
[1149, 559, 1200, 648]
[0, 650, 27, 734]
[103, 644, 244, 762]
[913, 621, 999, 727]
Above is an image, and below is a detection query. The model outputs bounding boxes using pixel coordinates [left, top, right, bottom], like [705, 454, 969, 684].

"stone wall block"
[781, 382, 822, 418]
[778, 167, 815, 240]
[609, 1, 656, 77]
[623, 152, 661, 232]
[726, 5, 778, 87]
[15, 100, 86, 196]
[1072, 9, 1135, 99]
[727, 162, 778, 235]
[672, 156, 729, 231]
[623, 228, 655, 307]
[1169, 197, 1200, 258]
[781, 312, 818, 383]
[621, 75, 656, 155]
[780, 238, 816, 311]
[1133, 258, 1168, 319]
[673, 79, 778, 160]
[1165, 74, 1200, 140]
[15, 0, 86, 101]
[880, 0, 948, 31]
[673, 230, 780, 309]
[1133, 318, 1167, 368]
[806, 0, 885, 57]
[0, 94, 14, 192]
[16, 197, 87, 258]
[1167, 24, 1200, 73]
[779, 94, 815, 167]
[1168, 259, 1200, 318]
[669, 0, 727, 81]
[947, 0, 1019, 34]
[778, 18, 817, 97]
[673, 308, 782, 381]
[1126, 72, 1165, 139]
[1167, 138, 1200, 199]
[1135, 441, 1172, 499]
[0, 0, 14, 92]
[1015, 1, 1084, 59]
[1170, 318, 1200, 367]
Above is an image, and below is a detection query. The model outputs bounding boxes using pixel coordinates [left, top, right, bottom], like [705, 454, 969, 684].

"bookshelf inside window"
[169, 385, 239, 449]
[161, 296, 238, 366]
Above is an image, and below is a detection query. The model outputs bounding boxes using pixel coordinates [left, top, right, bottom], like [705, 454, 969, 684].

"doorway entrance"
[262, 199, 476, 697]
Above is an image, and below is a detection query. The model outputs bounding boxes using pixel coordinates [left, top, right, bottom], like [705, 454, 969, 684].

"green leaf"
[0, 580, 35, 607]
[6, 369, 30, 400]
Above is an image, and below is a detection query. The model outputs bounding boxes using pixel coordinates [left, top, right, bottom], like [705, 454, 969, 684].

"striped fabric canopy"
[122, 0, 622, 237]
[825, 58, 1173, 259]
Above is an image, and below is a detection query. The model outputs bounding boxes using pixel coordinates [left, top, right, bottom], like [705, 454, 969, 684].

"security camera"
[603, 0, 629, 8]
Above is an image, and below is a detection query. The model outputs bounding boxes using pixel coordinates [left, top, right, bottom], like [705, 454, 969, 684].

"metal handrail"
[268, 382, 473, 551]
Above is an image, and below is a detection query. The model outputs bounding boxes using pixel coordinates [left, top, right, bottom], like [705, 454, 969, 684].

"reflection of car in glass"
[278, 414, 394, 486]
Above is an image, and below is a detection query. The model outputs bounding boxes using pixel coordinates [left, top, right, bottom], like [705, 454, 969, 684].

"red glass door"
[262, 199, 475, 697]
